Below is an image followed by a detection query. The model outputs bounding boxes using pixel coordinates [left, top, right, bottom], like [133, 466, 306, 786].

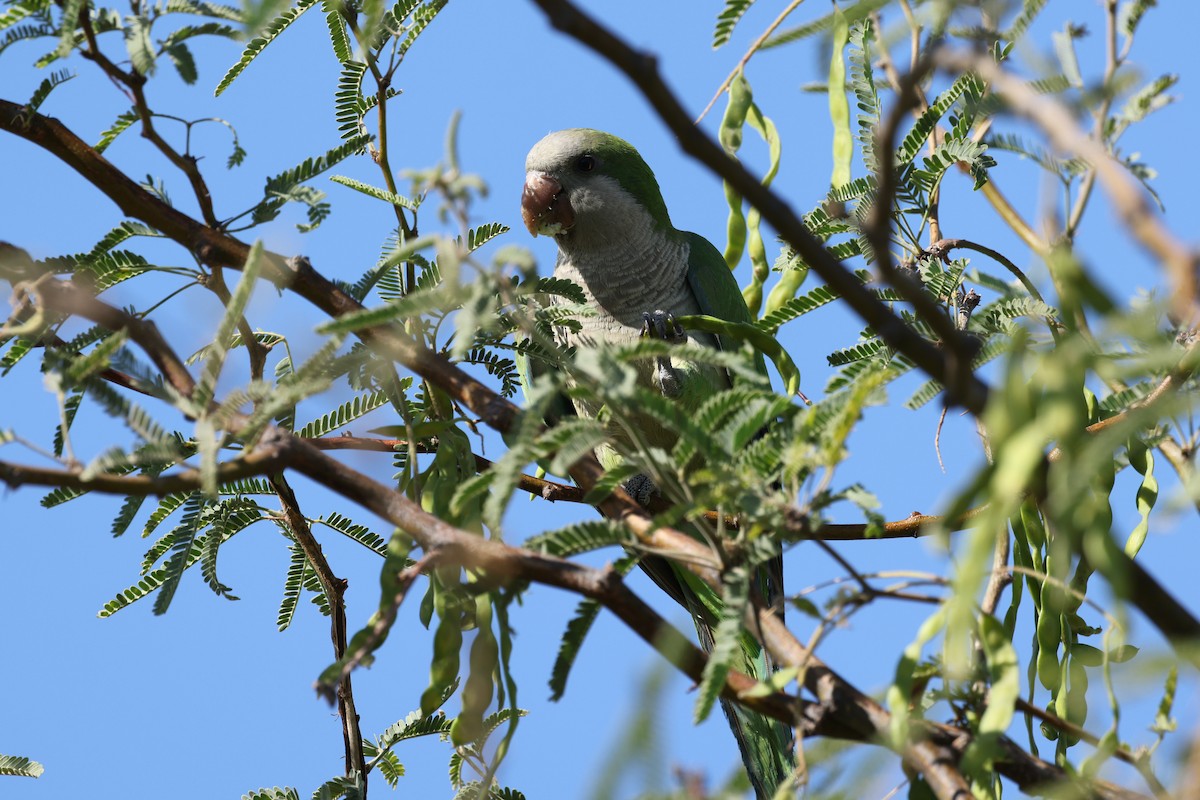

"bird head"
[521, 129, 672, 248]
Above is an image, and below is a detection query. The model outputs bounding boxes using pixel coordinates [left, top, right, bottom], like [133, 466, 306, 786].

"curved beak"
[521, 171, 574, 237]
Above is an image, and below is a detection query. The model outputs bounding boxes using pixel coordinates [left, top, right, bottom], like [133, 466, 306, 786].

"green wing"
[683, 230, 790, 798]
[683, 231, 770, 380]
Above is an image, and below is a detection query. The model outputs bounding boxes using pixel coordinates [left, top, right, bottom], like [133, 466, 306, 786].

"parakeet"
[521, 128, 792, 799]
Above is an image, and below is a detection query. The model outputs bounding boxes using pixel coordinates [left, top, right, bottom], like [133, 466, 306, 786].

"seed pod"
[419, 610, 463, 717]
[451, 595, 498, 746]
[1064, 657, 1088, 744]
[1035, 610, 1063, 690]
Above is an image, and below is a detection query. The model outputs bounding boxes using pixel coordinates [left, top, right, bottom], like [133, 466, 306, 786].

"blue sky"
[3, 1, 1199, 797]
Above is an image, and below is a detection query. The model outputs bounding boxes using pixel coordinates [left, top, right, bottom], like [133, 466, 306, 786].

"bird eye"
[575, 154, 596, 172]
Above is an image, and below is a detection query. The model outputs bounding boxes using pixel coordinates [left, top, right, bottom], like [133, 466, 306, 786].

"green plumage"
[522, 129, 792, 798]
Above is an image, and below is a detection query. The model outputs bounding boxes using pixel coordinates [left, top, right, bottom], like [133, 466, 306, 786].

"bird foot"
[641, 310, 687, 398]
[622, 473, 659, 507]
[640, 310, 687, 345]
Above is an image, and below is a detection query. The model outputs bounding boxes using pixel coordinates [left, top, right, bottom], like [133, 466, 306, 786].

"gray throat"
[553, 229, 697, 346]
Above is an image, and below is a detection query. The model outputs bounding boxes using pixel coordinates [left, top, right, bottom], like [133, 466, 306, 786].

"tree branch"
[304, 435, 586, 503]
[0, 63, 1157, 797]
[522, 2, 990, 415]
[694, 0, 809, 124]
[927, 237, 1044, 303]
[939, 50, 1200, 324]
[270, 474, 367, 788]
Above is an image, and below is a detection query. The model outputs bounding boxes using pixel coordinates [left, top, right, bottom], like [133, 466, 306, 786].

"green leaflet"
[1051, 22, 1084, 88]
[95, 108, 141, 153]
[313, 512, 388, 555]
[54, 0, 83, 57]
[694, 563, 750, 723]
[1006, 0, 1049, 41]
[522, 520, 630, 559]
[1119, 0, 1157, 39]
[320, 0, 352, 62]
[240, 787, 299, 800]
[887, 605, 947, 750]
[759, 0, 887, 51]
[895, 72, 984, 166]
[374, 708, 453, 751]
[214, 0, 318, 96]
[396, 0, 446, 58]
[164, 41, 198, 83]
[334, 60, 368, 140]
[0, 0, 52, 31]
[712, 0, 753, 48]
[295, 389, 391, 438]
[276, 540, 306, 631]
[186, 331, 285, 366]
[22, 69, 73, 115]
[847, 19, 880, 172]
[548, 555, 637, 701]
[0, 754, 44, 778]
[193, 240, 265, 409]
[913, 138, 996, 192]
[757, 270, 870, 334]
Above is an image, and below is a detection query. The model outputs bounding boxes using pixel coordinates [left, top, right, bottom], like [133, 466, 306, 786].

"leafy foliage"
[712, 0, 754, 49]
[0, 755, 44, 778]
[213, 0, 318, 96]
[0, 0, 1190, 797]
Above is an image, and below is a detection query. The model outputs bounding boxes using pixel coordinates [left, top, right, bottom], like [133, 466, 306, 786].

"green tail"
[640, 556, 794, 799]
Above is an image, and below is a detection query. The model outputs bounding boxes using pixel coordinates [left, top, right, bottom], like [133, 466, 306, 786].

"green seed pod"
[1036, 611, 1063, 690]
[1040, 700, 1059, 742]
[1065, 657, 1089, 735]
[763, 262, 807, 318]
[418, 579, 435, 629]
[461, 626, 498, 713]
[419, 611, 463, 717]
[450, 596, 498, 746]
[1020, 502, 1046, 551]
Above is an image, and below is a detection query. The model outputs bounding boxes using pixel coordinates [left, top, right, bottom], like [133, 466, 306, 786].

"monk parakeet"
[522, 128, 792, 799]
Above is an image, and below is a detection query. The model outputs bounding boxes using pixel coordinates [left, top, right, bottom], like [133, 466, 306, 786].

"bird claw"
[640, 310, 687, 345]
[640, 310, 687, 398]
[622, 474, 659, 507]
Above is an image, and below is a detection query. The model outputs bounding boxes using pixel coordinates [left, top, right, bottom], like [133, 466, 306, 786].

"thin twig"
[695, 0, 809, 124]
[927, 237, 1044, 303]
[304, 435, 585, 503]
[940, 50, 1199, 324]
[522, 5, 989, 417]
[1065, 0, 1121, 238]
[1014, 697, 1171, 800]
[271, 474, 367, 789]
